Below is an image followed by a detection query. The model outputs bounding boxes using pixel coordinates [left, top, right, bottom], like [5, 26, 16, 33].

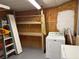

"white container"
[61, 45, 79, 59]
[46, 32, 65, 59]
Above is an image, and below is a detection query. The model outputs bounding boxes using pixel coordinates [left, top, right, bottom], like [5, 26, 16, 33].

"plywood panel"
[20, 36, 42, 48]
[17, 25, 41, 32]
[47, 22, 57, 32]
[0, 11, 7, 17]
[16, 10, 40, 16]
[45, 8, 58, 22]
[16, 16, 41, 22]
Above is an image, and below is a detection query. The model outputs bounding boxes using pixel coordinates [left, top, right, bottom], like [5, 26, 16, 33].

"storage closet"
[16, 10, 46, 50]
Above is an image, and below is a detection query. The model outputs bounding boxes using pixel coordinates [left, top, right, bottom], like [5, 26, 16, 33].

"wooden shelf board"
[16, 15, 41, 18]
[17, 21, 41, 24]
[48, 21, 56, 23]
[19, 32, 43, 36]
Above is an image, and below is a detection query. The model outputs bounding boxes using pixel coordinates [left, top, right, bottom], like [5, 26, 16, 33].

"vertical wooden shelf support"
[41, 10, 46, 51]
[41, 10, 46, 35]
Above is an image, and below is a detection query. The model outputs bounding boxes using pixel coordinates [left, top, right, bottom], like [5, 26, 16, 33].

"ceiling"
[0, 0, 70, 11]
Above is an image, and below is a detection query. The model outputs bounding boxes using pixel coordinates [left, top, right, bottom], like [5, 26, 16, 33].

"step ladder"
[0, 17, 16, 59]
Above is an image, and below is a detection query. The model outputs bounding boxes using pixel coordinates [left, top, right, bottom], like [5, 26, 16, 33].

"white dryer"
[46, 32, 65, 59]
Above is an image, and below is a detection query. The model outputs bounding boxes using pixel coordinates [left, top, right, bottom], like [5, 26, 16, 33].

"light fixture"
[28, 0, 41, 10]
[0, 4, 10, 10]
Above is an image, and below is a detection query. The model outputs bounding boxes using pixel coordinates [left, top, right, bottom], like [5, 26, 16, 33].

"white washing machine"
[46, 32, 65, 59]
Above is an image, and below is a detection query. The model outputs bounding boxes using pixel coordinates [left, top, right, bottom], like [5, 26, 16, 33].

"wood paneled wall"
[15, 0, 78, 48]
[0, 9, 12, 17]
[0, 11, 7, 17]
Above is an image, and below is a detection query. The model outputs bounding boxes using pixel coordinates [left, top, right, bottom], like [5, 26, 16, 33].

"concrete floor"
[8, 48, 47, 59]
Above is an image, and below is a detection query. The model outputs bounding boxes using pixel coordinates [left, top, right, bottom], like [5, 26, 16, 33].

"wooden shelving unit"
[16, 10, 46, 50]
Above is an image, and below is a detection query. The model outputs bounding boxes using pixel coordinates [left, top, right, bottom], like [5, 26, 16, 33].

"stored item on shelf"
[0, 28, 10, 35]
[2, 20, 7, 24]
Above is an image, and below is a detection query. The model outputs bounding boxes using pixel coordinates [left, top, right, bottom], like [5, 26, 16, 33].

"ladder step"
[6, 49, 15, 55]
[5, 43, 14, 48]
[4, 37, 13, 40]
